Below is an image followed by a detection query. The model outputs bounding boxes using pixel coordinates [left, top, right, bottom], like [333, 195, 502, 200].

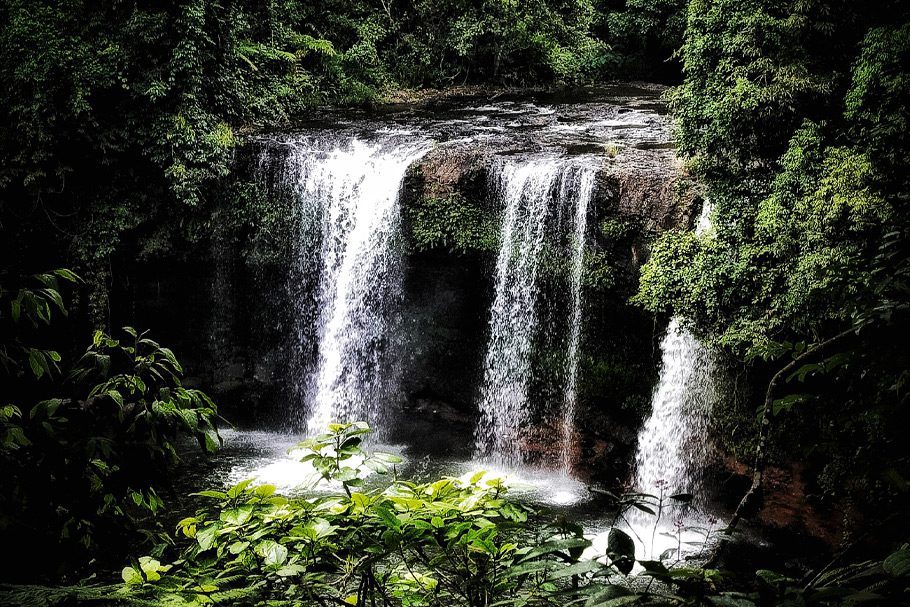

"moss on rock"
[405, 193, 500, 253]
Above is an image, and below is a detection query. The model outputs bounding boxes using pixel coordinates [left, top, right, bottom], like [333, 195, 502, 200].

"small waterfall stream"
[629, 201, 715, 558]
[474, 158, 596, 469]
[633, 318, 713, 496]
[559, 168, 594, 472]
[279, 136, 431, 435]
[474, 160, 560, 466]
[633, 200, 714, 496]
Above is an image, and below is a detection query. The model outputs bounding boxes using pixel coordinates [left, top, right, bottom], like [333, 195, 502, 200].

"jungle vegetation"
[636, 0, 910, 544]
[1, 0, 910, 605]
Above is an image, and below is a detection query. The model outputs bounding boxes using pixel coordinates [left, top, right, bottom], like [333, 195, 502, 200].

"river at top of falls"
[264, 85, 670, 154]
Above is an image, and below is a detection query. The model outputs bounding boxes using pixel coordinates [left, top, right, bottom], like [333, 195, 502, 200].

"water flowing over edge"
[474, 158, 597, 470]
[274, 136, 432, 436]
[629, 199, 716, 558]
[559, 168, 595, 473]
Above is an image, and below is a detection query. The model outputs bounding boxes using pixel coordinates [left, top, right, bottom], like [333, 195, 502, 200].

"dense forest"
[1, 1, 909, 606]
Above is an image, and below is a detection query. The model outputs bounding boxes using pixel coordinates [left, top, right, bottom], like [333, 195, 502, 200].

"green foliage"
[0, 0, 338, 308]
[3, 423, 910, 605]
[641, 0, 910, 359]
[845, 24, 910, 182]
[0, 270, 220, 578]
[637, 1, 910, 531]
[0, 0, 688, 308]
[581, 249, 617, 291]
[647, 3, 909, 350]
[594, 0, 688, 79]
[406, 194, 499, 253]
[0, 270, 77, 379]
[117, 422, 615, 607]
[106, 424, 910, 607]
[297, 421, 402, 496]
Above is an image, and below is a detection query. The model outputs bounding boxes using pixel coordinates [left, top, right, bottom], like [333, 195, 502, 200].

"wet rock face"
[392, 133, 695, 481]
[410, 143, 494, 201]
[407, 136, 693, 230]
[597, 149, 696, 237]
[402, 141, 699, 317]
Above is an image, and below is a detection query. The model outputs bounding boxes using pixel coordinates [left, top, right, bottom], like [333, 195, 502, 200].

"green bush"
[0, 271, 220, 577]
[406, 194, 499, 254]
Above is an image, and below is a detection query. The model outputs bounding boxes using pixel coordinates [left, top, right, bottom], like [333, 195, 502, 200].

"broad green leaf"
[196, 524, 219, 551]
[589, 596, 642, 607]
[548, 560, 604, 579]
[229, 541, 250, 554]
[256, 540, 288, 566]
[607, 528, 636, 574]
[220, 505, 255, 526]
[276, 564, 307, 577]
[884, 545, 910, 577]
[227, 479, 253, 498]
[122, 566, 144, 586]
[584, 585, 633, 607]
[193, 490, 228, 500]
[519, 537, 591, 563]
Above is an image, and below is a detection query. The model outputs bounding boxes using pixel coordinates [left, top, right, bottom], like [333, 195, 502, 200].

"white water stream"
[474, 159, 596, 469]
[281, 137, 431, 435]
[474, 159, 561, 466]
[559, 168, 595, 472]
[626, 201, 717, 559]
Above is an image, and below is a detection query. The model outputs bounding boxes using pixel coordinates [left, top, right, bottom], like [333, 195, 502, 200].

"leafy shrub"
[406, 194, 499, 254]
[111, 423, 910, 607]
[120, 422, 621, 606]
[0, 271, 220, 579]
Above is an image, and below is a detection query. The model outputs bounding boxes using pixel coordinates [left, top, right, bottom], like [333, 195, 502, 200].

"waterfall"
[629, 200, 715, 557]
[474, 160, 559, 466]
[633, 200, 714, 496]
[558, 168, 595, 472]
[633, 319, 713, 496]
[474, 158, 595, 468]
[278, 136, 430, 435]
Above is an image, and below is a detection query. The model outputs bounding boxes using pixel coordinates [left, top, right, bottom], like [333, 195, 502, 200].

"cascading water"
[278, 136, 431, 435]
[633, 319, 713, 496]
[474, 158, 596, 469]
[224, 92, 682, 514]
[474, 160, 560, 466]
[558, 168, 595, 473]
[628, 201, 716, 558]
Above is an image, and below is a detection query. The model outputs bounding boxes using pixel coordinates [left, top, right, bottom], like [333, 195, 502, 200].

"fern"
[237, 43, 299, 71]
[210, 584, 264, 604]
[290, 34, 337, 58]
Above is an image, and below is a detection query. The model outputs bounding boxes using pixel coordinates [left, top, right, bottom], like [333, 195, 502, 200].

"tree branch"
[706, 325, 859, 566]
